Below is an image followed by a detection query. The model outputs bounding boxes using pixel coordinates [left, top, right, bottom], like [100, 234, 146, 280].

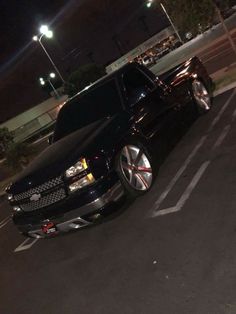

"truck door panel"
[122, 66, 178, 140]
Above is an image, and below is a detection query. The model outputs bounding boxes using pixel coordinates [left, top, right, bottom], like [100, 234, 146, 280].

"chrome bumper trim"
[27, 182, 124, 238]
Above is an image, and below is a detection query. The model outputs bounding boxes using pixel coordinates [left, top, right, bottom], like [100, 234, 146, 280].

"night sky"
[0, 0, 168, 122]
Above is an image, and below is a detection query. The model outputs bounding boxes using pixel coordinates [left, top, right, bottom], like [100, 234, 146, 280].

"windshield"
[54, 79, 122, 141]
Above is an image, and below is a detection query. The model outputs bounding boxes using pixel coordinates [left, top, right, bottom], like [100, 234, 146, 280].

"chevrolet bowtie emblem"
[30, 193, 41, 202]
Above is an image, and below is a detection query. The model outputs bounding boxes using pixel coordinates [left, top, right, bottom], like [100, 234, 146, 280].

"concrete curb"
[214, 82, 236, 97]
[211, 64, 236, 82]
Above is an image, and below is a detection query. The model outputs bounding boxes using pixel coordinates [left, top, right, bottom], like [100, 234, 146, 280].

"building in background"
[0, 26, 178, 144]
[106, 26, 176, 73]
[0, 95, 67, 144]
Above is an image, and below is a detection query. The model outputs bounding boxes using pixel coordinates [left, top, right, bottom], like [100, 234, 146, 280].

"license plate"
[41, 222, 57, 234]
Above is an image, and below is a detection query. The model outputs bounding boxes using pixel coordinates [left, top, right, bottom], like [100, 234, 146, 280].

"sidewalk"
[212, 63, 236, 96]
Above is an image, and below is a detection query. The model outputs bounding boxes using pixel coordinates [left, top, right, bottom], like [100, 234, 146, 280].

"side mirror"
[48, 134, 54, 145]
[155, 78, 171, 95]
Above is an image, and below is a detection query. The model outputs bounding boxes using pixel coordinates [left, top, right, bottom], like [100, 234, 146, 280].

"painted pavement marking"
[151, 89, 236, 217]
[154, 161, 210, 217]
[14, 238, 39, 253]
[0, 216, 11, 229]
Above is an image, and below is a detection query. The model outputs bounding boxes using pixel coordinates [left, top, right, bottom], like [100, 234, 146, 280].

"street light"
[49, 72, 56, 79]
[33, 25, 65, 84]
[146, 0, 183, 43]
[211, 0, 236, 57]
[39, 77, 45, 85]
[39, 72, 60, 98]
[39, 25, 53, 37]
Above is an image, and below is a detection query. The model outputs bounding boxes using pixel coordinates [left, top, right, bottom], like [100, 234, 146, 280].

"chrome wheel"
[192, 80, 211, 112]
[120, 145, 153, 191]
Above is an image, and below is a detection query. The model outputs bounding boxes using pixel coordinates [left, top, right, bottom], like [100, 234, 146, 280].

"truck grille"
[14, 176, 63, 201]
[13, 176, 67, 212]
[20, 188, 66, 212]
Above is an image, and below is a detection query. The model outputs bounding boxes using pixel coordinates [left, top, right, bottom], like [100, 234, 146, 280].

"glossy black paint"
[7, 57, 213, 235]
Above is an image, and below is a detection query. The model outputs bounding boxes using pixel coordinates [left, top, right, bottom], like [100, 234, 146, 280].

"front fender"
[106, 127, 149, 171]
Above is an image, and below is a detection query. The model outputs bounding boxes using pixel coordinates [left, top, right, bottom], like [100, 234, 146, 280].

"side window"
[89, 80, 122, 115]
[123, 67, 155, 105]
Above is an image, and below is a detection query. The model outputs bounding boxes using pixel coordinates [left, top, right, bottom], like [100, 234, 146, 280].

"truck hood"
[9, 114, 126, 193]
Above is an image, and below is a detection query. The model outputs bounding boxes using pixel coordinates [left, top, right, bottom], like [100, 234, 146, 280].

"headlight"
[69, 173, 95, 192]
[65, 158, 88, 178]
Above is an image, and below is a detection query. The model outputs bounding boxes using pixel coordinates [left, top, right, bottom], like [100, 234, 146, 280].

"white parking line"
[212, 124, 231, 150]
[209, 89, 236, 132]
[153, 161, 211, 217]
[151, 89, 236, 216]
[14, 238, 39, 253]
[232, 107, 236, 121]
[153, 135, 207, 210]
[0, 216, 11, 229]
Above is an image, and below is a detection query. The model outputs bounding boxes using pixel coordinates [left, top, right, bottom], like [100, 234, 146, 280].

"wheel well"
[110, 135, 149, 171]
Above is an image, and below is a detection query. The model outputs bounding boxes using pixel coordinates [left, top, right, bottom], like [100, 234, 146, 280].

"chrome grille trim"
[20, 188, 66, 212]
[14, 176, 63, 201]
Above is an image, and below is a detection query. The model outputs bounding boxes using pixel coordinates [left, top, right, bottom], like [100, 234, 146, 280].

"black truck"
[7, 57, 213, 238]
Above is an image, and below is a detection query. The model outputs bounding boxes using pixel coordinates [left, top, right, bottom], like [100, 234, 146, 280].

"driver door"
[122, 65, 178, 141]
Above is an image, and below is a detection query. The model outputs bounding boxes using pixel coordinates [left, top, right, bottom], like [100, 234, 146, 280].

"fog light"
[69, 173, 95, 192]
[13, 206, 21, 212]
[7, 194, 13, 201]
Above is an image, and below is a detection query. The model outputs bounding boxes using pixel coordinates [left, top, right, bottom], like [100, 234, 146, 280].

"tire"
[191, 79, 212, 115]
[116, 143, 155, 198]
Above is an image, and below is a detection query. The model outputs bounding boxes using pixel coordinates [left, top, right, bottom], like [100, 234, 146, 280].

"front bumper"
[15, 182, 124, 238]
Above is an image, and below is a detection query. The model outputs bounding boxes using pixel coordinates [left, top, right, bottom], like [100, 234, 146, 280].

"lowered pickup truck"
[7, 57, 213, 238]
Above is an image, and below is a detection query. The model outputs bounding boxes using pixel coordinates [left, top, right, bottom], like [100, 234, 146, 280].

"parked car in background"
[142, 55, 155, 67]
[185, 32, 193, 41]
[7, 57, 213, 238]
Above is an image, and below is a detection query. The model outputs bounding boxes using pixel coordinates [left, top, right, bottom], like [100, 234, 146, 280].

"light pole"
[39, 72, 60, 98]
[211, 1, 236, 58]
[33, 25, 65, 84]
[147, 0, 183, 44]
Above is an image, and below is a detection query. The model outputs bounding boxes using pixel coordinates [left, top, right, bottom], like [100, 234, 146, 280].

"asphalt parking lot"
[1, 89, 236, 314]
